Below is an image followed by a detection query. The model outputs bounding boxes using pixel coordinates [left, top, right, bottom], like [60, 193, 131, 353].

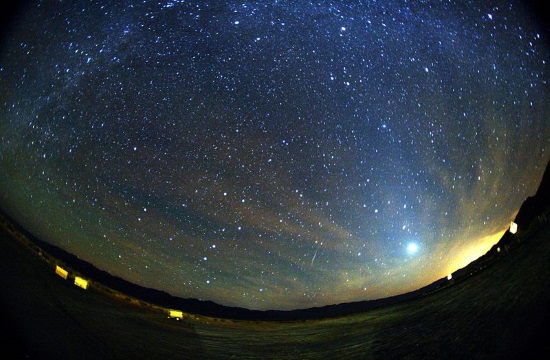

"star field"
[1, 0, 549, 310]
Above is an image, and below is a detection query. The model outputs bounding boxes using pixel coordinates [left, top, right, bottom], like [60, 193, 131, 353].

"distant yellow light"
[55, 265, 68, 280]
[509, 221, 518, 234]
[74, 276, 88, 290]
[169, 310, 183, 319]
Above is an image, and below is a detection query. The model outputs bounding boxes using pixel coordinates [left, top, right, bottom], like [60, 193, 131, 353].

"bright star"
[406, 242, 419, 255]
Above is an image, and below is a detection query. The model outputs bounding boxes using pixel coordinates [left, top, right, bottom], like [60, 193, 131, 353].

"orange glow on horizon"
[444, 228, 507, 277]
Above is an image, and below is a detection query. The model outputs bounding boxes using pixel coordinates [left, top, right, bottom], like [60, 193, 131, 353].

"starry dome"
[0, 0, 548, 310]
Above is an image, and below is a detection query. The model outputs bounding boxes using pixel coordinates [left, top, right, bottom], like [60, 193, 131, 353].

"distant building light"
[447, 274, 452, 280]
[497, 247, 501, 253]
[74, 276, 88, 290]
[169, 310, 183, 320]
[55, 265, 68, 280]
[509, 221, 518, 234]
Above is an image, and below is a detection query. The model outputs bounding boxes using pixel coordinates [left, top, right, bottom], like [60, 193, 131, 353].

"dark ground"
[1, 211, 550, 359]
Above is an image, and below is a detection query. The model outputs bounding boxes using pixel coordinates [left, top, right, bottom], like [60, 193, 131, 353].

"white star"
[406, 242, 419, 255]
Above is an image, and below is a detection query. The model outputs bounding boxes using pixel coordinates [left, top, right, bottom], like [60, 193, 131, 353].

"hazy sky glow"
[0, 0, 549, 310]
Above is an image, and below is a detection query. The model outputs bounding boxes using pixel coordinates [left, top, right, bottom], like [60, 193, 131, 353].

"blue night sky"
[1, 0, 549, 310]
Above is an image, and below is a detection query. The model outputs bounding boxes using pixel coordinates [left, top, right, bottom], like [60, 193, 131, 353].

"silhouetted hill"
[450, 159, 550, 283]
[514, 160, 550, 229]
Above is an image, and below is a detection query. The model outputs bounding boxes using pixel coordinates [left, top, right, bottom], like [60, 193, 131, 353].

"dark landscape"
[0, 162, 549, 359]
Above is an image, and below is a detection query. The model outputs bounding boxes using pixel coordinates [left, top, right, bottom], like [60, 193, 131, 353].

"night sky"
[1, 0, 549, 311]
